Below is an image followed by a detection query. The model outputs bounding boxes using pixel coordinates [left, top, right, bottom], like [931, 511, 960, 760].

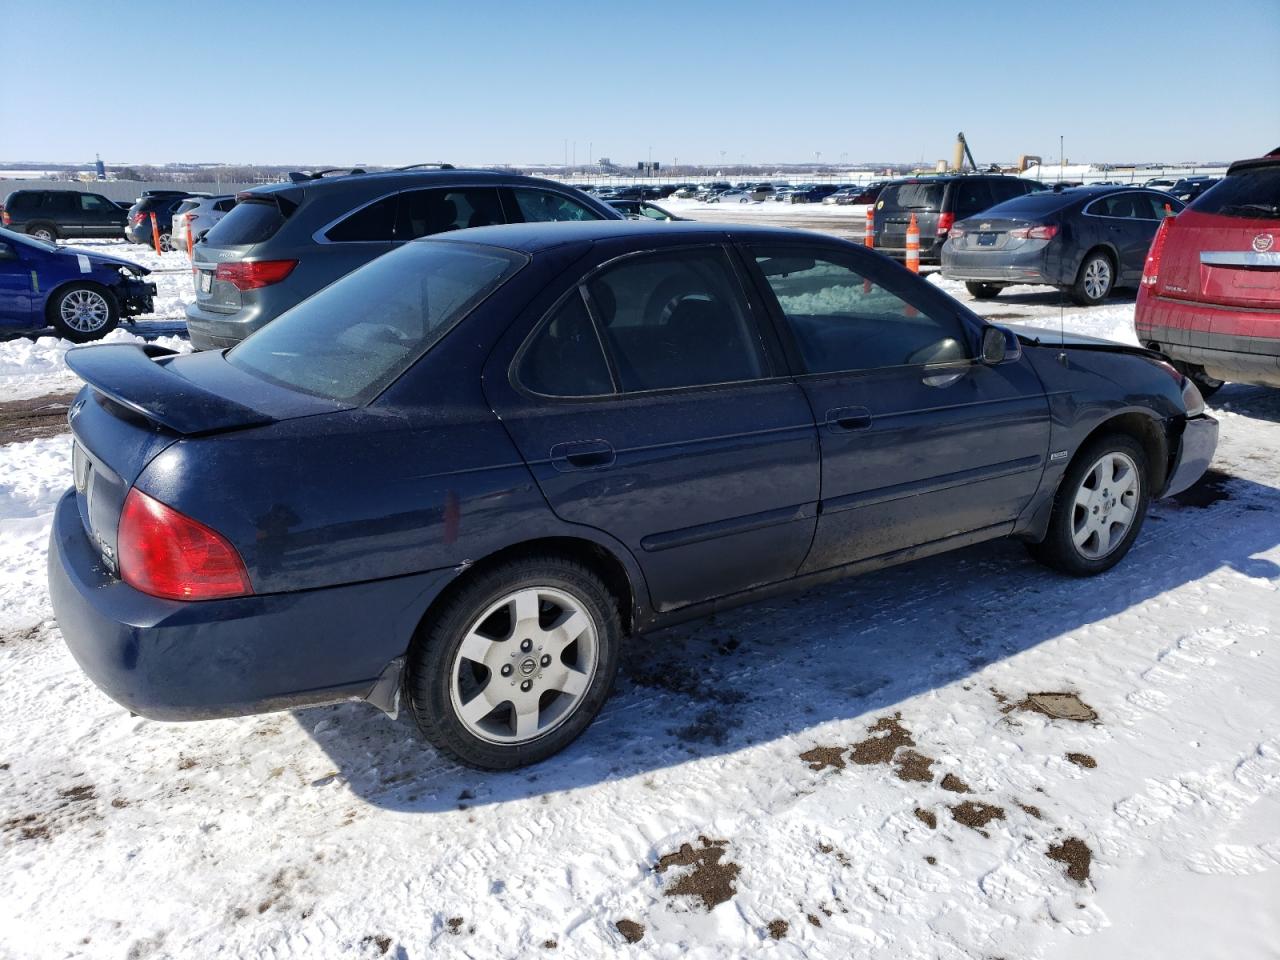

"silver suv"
[185, 165, 622, 349]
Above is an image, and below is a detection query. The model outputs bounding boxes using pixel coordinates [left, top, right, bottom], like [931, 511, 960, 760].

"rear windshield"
[205, 197, 290, 245]
[968, 192, 1075, 218]
[879, 181, 945, 212]
[227, 241, 526, 404]
[1190, 165, 1280, 219]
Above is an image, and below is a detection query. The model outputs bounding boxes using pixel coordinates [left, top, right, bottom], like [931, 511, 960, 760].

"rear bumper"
[184, 299, 266, 351]
[940, 246, 1056, 285]
[1136, 294, 1280, 388]
[48, 490, 450, 721]
[1163, 414, 1218, 498]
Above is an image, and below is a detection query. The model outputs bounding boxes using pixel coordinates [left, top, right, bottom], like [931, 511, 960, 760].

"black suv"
[185, 165, 623, 349]
[1, 189, 129, 241]
[874, 175, 1044, 264]
[123, 191, 194, 250]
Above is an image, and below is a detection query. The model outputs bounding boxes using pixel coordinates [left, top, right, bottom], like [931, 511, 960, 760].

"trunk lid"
[950, 217, 1041, 253]
[64, 343, 346, 571]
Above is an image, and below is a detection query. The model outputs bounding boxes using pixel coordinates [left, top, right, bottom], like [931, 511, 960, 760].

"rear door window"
[1134, 193, 1183, 220]
[44, 193, 77, 214]
[950, 180, 995, 218]
[585, 247, 767, 392]
[519, 290, 614, 397]
[325, 194, 398, 242]
[205, 198, 290, 245]
[510, 188, 603, 223]
[396, 188, 505, 239]
[1086, 193, 1146, 219]
[1190, 165, 1280, 219]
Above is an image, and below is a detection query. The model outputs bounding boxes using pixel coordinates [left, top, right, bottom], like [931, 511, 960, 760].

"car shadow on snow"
[291, 468, 1280, 812]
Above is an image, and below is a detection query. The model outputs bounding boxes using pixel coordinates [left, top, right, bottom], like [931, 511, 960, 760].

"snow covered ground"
[1, 233, 1278, 960]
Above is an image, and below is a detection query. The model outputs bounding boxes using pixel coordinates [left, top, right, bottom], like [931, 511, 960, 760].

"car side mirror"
[981, 325, 1021, 364]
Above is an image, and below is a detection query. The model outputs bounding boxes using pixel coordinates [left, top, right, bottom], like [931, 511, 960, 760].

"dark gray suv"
[185, 166, 623, 349]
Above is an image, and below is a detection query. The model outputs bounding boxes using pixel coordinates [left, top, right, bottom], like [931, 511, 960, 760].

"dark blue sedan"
[0, 228, 156, 341]
[48, 221, 1217, 769]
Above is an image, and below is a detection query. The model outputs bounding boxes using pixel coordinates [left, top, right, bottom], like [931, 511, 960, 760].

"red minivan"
[1135, 149, 1280, 396]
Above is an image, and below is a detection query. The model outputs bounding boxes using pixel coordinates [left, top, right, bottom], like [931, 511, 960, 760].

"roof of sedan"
[427, 219, 841, 253]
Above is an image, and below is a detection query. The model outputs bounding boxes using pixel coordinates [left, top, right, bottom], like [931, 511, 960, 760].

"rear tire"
[48, 282, 119, 343]
[1028, 433, 1150, 576]
[1070, 250, 1114, 305]
[965, 281, 1003, 300]
[406, 556, 622, 770]
[27, 223, 58, 242]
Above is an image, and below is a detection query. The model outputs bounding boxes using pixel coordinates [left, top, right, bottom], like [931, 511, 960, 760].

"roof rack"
[392, 162, 455, 171]
[287, 168, 367, 183]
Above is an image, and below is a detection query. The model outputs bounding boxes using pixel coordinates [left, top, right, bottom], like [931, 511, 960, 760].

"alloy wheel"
[449, 586, 598, 744]
[1071, 451, 1140, 559]
[59, 289, 110, 333]
[1083, 257, 1112, 301]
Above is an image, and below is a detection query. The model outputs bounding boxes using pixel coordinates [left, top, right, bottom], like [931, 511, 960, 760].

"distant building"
[95, 154, 106, 180]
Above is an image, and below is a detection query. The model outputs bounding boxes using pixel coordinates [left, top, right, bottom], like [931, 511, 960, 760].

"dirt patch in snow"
[1067, 752, 1098, 769]
[767, 919, 789, 939]
[1171, 468, 1233, 508]
[816, 841, 851, 865]
[1019, 802, 1044, 820]
[360, 934, 392, 955]
[656, 836, 741, 911]
[849, 713, 915, 765]
[914, 808, 937, 829]
[0, 391, 76, 444]
[615, 919, 645, 943]
[940, 773, 971, 793]
[950, 801, 1006, 834]
[1048, 837, 1093, 884]
[894, 749, 935, 783]
[800, 746, 846, 771]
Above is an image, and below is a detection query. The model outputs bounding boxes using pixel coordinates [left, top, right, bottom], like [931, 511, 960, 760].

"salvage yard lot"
[1, 223, 1278, 959]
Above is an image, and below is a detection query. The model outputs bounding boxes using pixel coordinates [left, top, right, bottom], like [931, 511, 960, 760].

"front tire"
[1070, 250, 1114, 305]
[965, 281, 1003, 300]
[48, 283, 119, 342]
[406, 556, 622, 769]
[1028, 433, 1150, 576]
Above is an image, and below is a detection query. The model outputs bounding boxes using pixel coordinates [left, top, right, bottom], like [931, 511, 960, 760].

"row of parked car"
[0, 186, 236, 251]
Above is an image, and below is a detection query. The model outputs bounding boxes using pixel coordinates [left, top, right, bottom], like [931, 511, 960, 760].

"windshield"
[0, 225, 58, 252]
[879, 181, 945, 212]
[228, 241, 526, 403]
[1190, 165, 1280, 219]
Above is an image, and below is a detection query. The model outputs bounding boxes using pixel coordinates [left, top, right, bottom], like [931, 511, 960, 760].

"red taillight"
[131, 213, 146, 225]
[936, 212, 955, 235]
[1009, 225, 1059, 240]
[118, 488, 252, 601]
[1142, 215, 1174, 287]
[214, 259, 298, 291]
[1, 211, 9, 226]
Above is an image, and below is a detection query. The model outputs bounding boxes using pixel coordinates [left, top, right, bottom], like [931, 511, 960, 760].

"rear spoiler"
[64, 343, 275, 436]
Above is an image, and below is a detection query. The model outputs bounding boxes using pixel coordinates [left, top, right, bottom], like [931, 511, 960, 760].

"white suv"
[172, 195, 236, 251]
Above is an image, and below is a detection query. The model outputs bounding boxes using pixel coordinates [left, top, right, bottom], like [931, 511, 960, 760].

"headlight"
[1181, 377, 1205, 417]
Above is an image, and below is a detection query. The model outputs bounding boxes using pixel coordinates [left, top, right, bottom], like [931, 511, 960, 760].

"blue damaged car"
[48, 221, 1217, 769]
[0, 227, 155, 342]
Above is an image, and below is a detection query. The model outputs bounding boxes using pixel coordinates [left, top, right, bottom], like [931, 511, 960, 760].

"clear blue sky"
[3, 0, 1277, 167]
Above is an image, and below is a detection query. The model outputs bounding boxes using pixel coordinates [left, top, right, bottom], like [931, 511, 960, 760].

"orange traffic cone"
[186, 213, 195, 261]
[905, 213, 920, 274]
[864, 205, 875, 249]
[150, 211, 163, 256]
